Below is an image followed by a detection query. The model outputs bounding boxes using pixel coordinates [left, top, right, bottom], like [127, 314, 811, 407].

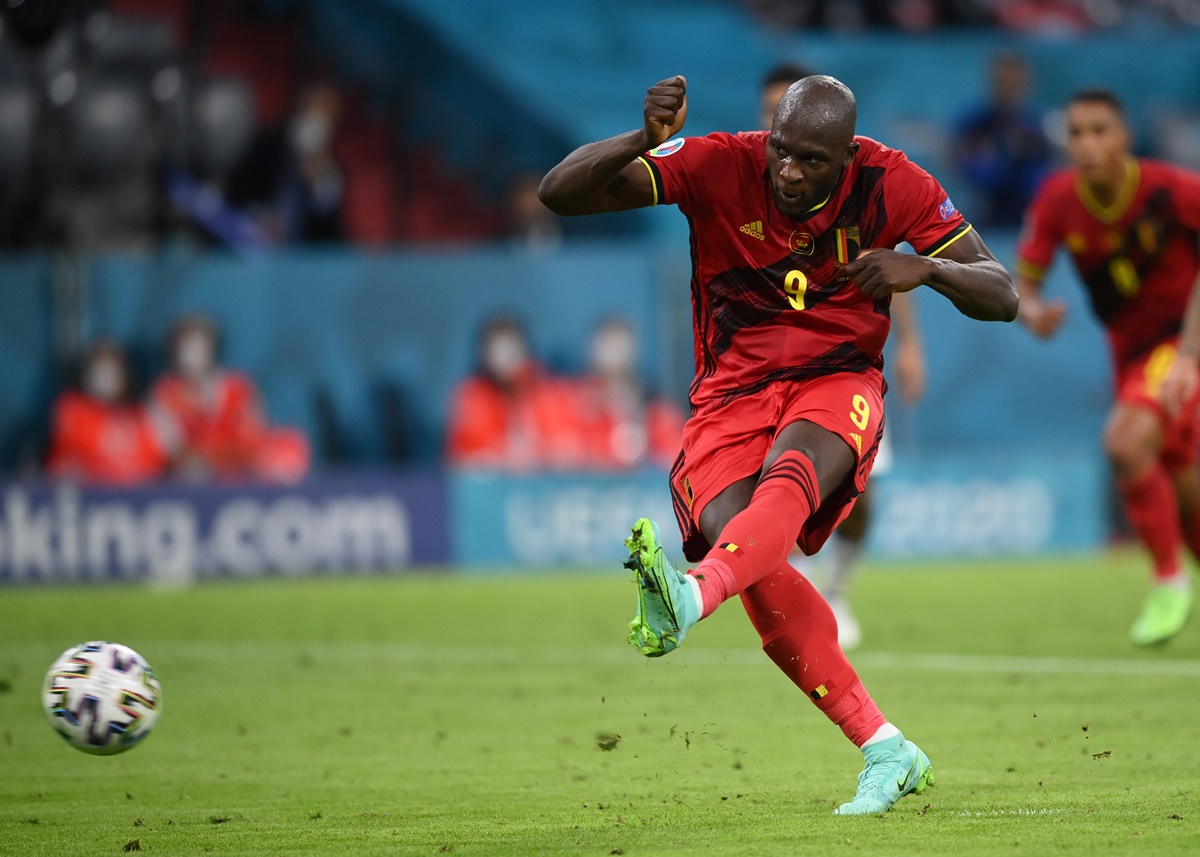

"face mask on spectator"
[176, 332, 216, 380]
[590, 326, 637, 377]
[483, 332, 528, 385]
[84, 358, 124, 404]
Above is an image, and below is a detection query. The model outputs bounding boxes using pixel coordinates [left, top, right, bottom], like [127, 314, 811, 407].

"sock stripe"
[762, 457, 818, 489]
[759, 465, 819, 510]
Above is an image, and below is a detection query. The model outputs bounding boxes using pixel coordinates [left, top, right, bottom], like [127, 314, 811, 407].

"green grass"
[2, 552, 1200, 856]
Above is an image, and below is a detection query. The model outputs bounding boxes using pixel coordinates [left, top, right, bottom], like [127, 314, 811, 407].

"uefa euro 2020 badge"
[648, 138, 685, 158]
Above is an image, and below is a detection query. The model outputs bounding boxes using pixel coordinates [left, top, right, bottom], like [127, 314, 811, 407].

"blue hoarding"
[451, 469, 681, 569]
[0, 472, 448, 584]
[451, 449, 1107, 568]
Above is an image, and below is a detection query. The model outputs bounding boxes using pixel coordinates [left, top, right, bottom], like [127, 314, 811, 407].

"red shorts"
[1116, 339, 1200, 470]
[669, 370, 886, 562]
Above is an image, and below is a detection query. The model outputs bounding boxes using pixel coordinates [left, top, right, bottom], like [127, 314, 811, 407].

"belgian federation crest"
[834, 226, 860, 265]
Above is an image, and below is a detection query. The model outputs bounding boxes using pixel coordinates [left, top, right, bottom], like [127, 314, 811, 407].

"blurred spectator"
[226, 81, 346, 244]
[574, 318, 685, 469]
[47, 340, 169, 484]
[151, 316, 310, 483]
[953, 52, 1052, 227]
[508, 172, 563, 253]
[446, 316, 581, 469]
[759, 63, 813, 131]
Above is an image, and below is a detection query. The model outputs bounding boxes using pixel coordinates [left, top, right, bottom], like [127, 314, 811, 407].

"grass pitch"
[2, 552, 1200, 856]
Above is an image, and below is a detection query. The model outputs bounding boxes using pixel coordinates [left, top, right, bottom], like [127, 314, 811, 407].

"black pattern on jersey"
[689, 166, 890, 409]
[705, 345, 880, 412]
[1081, 188, 1177, 326]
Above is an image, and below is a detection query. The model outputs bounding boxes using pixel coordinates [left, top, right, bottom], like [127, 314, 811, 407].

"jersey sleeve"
[1168, 164, 1200, 231]
[881, 153, 972, 257]
[635, 133, 739, 215]
[1013, 179, 1062, 284]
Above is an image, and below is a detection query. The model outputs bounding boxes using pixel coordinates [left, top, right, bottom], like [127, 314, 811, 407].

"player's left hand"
[844, 248, 931, 299]
[1160, 352, 1200, 419]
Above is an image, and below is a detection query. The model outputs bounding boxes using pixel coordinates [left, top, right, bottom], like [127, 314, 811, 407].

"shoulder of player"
[703, 130, 767, 160]
[1028, 168, 1075, 203]
[850, 137, 937, 180]
[648, 131, 765, 169]
[1136, 157, 1200, 187]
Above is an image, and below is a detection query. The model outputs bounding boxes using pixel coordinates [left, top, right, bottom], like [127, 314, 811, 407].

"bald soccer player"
[540, 75, 1016, 814]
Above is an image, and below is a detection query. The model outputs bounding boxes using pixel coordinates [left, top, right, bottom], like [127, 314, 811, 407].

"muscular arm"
[539, 76, 687, 216]
[538, 131, 658, 215]
[846, 230, 1018, 322]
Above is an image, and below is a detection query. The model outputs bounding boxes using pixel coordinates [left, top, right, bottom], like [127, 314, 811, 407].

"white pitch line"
[9, 640, 1193, 679]
[852, 651, 1200, 678]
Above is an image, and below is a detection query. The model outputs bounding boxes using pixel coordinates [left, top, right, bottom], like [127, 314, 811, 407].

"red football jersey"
[1016, 158, 1200, 368]
[637, 131, 970, 413]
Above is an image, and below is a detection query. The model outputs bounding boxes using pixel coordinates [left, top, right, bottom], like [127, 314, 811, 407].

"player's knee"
[1103, 422, 1157, 479]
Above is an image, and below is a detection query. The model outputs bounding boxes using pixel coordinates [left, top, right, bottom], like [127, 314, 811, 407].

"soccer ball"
[42, 641, 162, 755]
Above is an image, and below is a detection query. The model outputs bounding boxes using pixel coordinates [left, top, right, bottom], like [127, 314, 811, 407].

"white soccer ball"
[42, 641, 162, 755]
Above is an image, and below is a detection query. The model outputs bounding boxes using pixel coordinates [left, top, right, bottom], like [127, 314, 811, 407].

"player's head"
[766, 75, 859, 220]
[1065, 89, 1130, 183]
[759, 62, 812, 131]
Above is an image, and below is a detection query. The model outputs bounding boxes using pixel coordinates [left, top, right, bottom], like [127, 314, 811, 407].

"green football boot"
[624, 517, 700, 657]
[1130, 584, 1193, 646]
[834, 733, 934, 816]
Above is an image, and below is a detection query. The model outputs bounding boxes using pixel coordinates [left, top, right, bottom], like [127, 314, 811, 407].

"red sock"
[691, 452, 818, 617]
[740, 562, 886, 747]
[1118, 466, 1183, 582]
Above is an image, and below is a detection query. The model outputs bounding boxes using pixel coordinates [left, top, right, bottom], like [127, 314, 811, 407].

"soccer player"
[760, 63, 928, 649]
[540, 75, 1017, 814]
[1015, 89, 1200, 645]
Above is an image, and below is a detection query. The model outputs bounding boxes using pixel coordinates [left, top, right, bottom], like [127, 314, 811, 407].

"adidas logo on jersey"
[739, 220, 765, 240]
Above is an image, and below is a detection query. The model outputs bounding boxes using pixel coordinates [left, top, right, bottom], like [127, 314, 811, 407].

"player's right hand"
[1018, 297, 1067, 339]
[644, 76, 687, 148]
[1160, 352, 1200, 419]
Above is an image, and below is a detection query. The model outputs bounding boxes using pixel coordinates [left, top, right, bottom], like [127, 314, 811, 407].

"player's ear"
[844, 141, 860, 166]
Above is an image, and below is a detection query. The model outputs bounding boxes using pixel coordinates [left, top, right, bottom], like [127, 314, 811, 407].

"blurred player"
[1016, 89, 1200, 645]
[761, 63, 928, 649]
[541, 75, 1016, 814]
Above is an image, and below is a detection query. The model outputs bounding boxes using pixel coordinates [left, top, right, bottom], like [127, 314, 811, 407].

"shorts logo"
[938, 197, 957, 221]
[789, 231, 815, 255]
[739, 220, 765, 240]
[647, 137, 685, 158]
[681, 476, 694, 509]
[849, 432, 863, 454]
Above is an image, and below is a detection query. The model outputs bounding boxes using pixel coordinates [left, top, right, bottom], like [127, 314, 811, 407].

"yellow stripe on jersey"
[1076, 157, 1140, 224]
[635, 156, 659, 207]
[1015, 258, 1046, 283]
[927, 223, 974, 258]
